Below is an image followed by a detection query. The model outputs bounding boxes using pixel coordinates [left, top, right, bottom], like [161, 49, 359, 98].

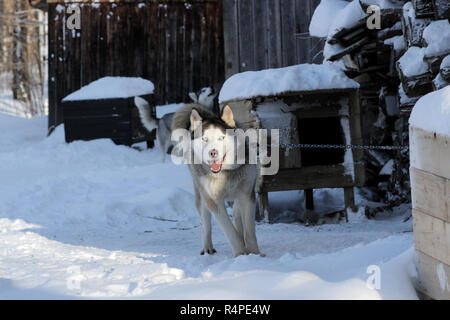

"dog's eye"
[202, 137, 208, 143]
[218, 136, 225, 141]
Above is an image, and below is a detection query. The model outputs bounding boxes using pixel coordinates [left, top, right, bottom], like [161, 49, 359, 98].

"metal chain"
[277, 143, 409, 151]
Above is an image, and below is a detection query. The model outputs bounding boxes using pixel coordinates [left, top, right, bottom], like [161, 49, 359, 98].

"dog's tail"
[134, 96, 158, 132]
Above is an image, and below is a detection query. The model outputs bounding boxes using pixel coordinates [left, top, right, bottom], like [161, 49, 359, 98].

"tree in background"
[0, 0, 46, 117]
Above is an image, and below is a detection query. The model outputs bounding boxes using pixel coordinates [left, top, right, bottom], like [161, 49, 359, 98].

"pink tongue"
[210, 161, 222, 172]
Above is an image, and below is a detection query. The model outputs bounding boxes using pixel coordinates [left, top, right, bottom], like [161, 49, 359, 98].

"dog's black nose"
[209, 149, 218, 158]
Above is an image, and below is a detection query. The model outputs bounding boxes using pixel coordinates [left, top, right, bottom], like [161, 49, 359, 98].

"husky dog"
[171, 103, 262, 257]
[188, 86, 218, 114]
[134, 87, 217, 162]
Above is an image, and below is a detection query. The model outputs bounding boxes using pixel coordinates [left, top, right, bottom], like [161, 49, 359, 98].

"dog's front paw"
[200, 248, 217, 255]
[234, 248, 250, 257]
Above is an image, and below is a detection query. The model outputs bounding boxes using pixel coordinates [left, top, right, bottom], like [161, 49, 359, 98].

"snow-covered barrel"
[61, 77, 155, 146]
[409, 86, 450, 299]
[219, 64, 365, 222]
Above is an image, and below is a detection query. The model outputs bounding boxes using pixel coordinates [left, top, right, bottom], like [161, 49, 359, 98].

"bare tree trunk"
[12, 0, 31, 104]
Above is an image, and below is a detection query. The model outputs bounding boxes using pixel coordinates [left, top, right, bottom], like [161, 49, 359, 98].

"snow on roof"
[397, 46, 429, 78]
[409, 86, 450, 137]
[422, 20, 450, 58]
[309, 0, 349, 38]
[62, 77, 155, 102]
[219, 63, 359, 103]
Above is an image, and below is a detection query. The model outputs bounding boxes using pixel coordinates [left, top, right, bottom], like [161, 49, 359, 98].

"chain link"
[277, 143, 409, 151]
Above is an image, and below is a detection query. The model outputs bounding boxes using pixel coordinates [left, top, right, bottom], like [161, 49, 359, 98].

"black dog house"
[61, 77, 155, 147]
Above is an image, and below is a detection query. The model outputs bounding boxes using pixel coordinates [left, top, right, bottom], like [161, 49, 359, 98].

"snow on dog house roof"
[219, 63, 360, 103]
[62, 77, 155, 102]
[409, 86, 450, 137]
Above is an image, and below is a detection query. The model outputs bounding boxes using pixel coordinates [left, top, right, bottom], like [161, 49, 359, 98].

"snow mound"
[442, 55, 450, 69]
[409, 86, 450, 137]
[309, 0, 349, 37]
[219, 64, 359, 103]
[397, 46, 429, 77]
[423, 20, 450, 58]
[0, 113, 417, 299]
[62, 77, 155, 101]
[327, 0, 366, 39]
[384, 35, 406, 57]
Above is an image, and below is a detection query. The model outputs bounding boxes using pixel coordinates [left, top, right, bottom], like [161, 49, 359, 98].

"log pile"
[319, 0, 449, 205]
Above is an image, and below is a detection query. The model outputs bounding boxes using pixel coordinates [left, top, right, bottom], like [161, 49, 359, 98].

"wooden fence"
[48, 0, 224, 128]
[47, 0, 324, 129]
[223, 0, 323, 78]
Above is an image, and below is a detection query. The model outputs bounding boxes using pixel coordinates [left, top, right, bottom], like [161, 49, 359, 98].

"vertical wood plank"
[47, 3, 57, 131]
[266, 0, 282, 68]
[238, 0, 255, 72]
[252, 0, 267, 70]
[223, 0, 240, 78]
[295, 0, 312, 64]
[280, 0, 296, 67]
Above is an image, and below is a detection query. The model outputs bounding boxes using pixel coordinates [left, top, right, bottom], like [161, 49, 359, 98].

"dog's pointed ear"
[190, 109, 202, 131]
[221, 105, 235, 128]
[189, 92, 198, 103]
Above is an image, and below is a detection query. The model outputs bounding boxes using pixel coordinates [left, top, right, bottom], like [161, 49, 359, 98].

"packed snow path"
[0, 114, 417, 299]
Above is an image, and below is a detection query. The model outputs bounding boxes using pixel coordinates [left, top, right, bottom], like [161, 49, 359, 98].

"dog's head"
[189, 86, 217, 109]
[190, 105, 239, 174]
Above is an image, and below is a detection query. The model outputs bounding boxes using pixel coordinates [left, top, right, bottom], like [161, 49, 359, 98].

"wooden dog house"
[61, 77, 155, 146]
[219, 64, 366, 222]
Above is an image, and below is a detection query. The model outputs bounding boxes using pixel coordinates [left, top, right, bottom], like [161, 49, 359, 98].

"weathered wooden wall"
[48, 0, 224, 128]
[223, 0, 324, 78]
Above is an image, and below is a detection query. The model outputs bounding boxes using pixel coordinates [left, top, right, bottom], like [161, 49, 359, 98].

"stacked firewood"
[321, 0, 449, 204]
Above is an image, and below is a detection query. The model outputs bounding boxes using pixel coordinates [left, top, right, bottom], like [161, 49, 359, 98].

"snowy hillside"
[0, 113, 419, 299]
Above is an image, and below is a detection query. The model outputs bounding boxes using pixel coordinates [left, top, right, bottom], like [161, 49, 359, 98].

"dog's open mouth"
[209, 155, 225, 173]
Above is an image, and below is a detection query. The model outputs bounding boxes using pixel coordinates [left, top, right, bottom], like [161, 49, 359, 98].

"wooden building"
[46, 0, 323, 129]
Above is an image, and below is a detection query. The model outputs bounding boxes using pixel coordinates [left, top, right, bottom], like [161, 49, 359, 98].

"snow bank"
[0, 114, 417, 299]
[422, 20, 450, 58]
[219, 64, 359, 103]
[62, 77, 155, 101]
[409, 86, 450, 136]
[397, 46, 429, 77]
[309, 0, 349, 37]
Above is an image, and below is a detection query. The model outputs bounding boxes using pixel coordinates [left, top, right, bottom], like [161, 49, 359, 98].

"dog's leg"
[232, 202, 243, 238]
[158, 130, 166, 163]
[199, 204, 216, 255]
[161, 141, 167, 163]
[214, 202, 247, 257]
[238, 193, 261, 255]
[202, 192, 247, 257]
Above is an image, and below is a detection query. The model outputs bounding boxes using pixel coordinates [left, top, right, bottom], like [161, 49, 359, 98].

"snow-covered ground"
[0, 113, 418, 299]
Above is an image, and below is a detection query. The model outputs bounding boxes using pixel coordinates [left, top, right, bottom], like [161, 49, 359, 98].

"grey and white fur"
[171, 103, 263, 257]
[134, 86, 217, 162]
